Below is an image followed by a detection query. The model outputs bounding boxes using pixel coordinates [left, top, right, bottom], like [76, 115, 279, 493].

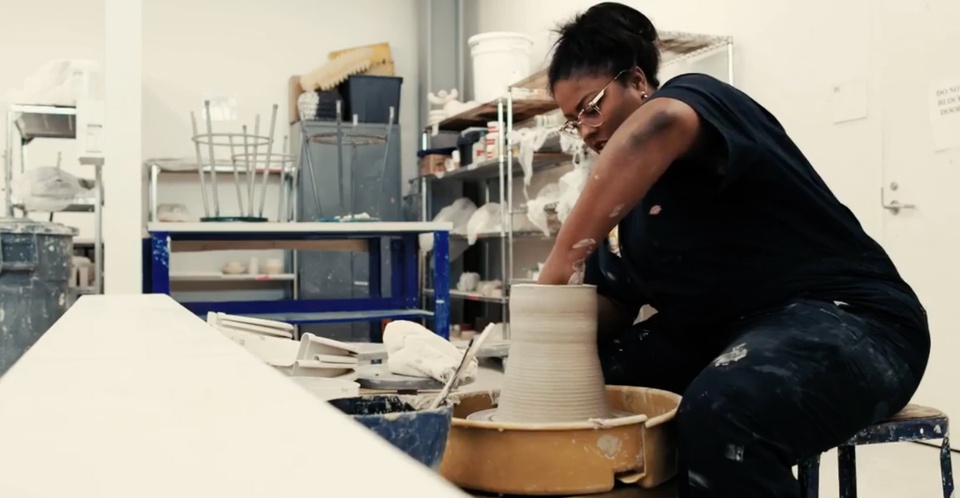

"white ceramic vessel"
[494, 284, 611, 423]
[263, 258, 284, 275]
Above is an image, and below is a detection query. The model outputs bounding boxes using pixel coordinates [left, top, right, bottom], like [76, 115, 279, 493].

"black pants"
[599, 299, 929, 498]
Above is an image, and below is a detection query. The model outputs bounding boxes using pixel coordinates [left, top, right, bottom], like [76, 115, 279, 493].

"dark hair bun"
[548, 2, 662, 90]
[583, 2, 659, 44]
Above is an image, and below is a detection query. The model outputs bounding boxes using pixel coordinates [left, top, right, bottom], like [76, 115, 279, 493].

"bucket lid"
[0, 218, 77, 236]
[468, 32, 535, 46]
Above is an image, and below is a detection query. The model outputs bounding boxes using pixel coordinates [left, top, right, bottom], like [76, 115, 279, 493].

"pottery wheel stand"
[356, 364, 474, 395]
[440, 285, 682, 496]
[298, 103, 396, 222]
[443, 388, 680, 496]
[191, 101, 295, 222]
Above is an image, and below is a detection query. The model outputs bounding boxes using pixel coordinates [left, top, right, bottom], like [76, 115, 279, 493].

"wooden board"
[512, 70, 550, 92]
[421, 153, 571, 183]
[329, 42, 393, 66]
[505, 31, 732, 99]
[439, 99, 559, 132]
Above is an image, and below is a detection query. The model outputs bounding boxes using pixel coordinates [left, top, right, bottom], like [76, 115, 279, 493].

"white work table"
[0, 294, 467, 497]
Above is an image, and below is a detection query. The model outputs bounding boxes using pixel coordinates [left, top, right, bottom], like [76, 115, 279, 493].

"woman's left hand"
[536, 251, 578, 285]
[537, 251, 573, 285]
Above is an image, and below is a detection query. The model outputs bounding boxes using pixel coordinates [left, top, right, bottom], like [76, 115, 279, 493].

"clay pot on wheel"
[495, 284, 611, 423]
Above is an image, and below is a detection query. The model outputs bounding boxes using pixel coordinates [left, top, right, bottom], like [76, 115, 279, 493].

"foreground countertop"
[0, 294, 467, 497]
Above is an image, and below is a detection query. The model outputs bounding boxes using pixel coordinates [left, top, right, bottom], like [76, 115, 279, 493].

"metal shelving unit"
[416, 134, 570, 323]
[144, 159, 298, 222]
[418, 30, 734, 332]
[4, 104, 104, 295]
[423, 288, 508, 304]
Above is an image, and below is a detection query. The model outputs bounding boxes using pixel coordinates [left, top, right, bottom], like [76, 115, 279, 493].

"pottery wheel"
[356, 364, 474, 393]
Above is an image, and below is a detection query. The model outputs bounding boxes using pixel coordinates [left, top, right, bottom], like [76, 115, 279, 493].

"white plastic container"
[485, 132, 498, 160]
[469, 32, 534, 103]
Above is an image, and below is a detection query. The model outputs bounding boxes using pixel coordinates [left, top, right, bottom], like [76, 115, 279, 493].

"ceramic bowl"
[222, 261, 246, 275]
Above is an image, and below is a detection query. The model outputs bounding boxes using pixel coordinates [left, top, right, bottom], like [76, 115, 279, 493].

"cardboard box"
[289, 75, 304, 124]
[419, 154, 449, 177]
[329, 43, 393, 67]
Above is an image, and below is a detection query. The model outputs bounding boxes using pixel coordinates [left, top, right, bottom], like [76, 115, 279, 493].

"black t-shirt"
[585, 73, 927, 335]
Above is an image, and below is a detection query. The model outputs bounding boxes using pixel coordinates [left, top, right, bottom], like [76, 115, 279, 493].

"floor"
[463, 363, 956, 498]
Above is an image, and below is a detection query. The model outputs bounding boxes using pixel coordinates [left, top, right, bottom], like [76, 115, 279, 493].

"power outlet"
[200, 95, 238, 122]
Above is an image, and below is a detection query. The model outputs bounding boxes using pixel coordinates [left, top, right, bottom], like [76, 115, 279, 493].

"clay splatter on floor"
[714, 344, 748, 367]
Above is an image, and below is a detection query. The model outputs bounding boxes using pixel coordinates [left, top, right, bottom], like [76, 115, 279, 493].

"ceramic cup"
[263, 258, 284, 275]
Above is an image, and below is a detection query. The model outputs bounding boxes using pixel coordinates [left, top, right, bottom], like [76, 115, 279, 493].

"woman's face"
[553, 68, 649, 154]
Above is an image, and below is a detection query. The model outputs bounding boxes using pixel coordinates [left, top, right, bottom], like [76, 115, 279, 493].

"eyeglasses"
[560, 69, 629, 137]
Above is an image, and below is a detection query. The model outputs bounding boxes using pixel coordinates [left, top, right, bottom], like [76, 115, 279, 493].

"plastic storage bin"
[457, 130, 485, 168]
[339, 75, 403, 123]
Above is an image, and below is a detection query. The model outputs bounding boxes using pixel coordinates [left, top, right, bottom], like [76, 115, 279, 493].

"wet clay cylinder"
[495, 284, 611, 423]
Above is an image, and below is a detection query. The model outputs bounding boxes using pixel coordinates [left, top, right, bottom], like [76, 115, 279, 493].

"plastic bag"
[525, 183, 560, 236]
[15, 166, 91, 212]
[420, 197, 478, 253]
[551, 143, 596, 223]
[2, 59, 101, 106]
[515, 127, 556, 197]
[466, 203, 502, 245]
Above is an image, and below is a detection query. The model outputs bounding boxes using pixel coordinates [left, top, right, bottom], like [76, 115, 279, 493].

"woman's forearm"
[540, 97, 700, 284]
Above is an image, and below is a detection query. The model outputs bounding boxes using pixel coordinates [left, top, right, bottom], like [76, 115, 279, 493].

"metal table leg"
[433, 230, 450, 340]
[368, 237, 382, 342]
[150, 231, 171, 294]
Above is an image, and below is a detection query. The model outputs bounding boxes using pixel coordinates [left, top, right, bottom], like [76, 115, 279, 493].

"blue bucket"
[328, 395, 453, 470]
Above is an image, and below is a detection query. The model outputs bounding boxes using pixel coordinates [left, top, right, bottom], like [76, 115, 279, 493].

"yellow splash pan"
[441, 386, 681, 496]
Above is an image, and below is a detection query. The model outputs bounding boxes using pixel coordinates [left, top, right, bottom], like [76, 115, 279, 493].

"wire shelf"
[229, 152, 296, 166]
[306, 132, 388, 147]
[190, 132, 272, 148]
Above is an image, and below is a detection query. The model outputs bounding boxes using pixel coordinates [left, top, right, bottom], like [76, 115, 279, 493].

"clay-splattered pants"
[598, 298, 929, 498]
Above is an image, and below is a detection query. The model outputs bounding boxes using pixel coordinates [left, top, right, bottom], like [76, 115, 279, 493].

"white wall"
[142, 0, 420, 287]
[464, 0, 882, 238]
[2, 0, 421, 292]
[142, 0, 419, 180]
[0, 0, 105, 238]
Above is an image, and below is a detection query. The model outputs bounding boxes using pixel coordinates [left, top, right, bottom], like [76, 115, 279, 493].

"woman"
[537, 3, 930, 497]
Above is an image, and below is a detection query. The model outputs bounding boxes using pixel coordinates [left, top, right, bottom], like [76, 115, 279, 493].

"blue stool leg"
[941, 435, 954, 498]
[838, 445, 858, 498]
[798, 454, 821, 498]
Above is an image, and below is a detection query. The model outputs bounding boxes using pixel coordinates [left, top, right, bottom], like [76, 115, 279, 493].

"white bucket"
[469, 32, 534, 103]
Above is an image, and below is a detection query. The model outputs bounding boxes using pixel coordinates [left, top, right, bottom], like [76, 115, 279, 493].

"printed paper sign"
[929, 78, 960, 151]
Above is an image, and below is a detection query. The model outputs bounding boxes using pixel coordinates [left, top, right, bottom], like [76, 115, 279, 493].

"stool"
[798, 404, 954, 498]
